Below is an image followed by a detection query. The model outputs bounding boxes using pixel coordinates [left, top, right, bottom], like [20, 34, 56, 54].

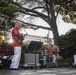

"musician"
[52, 45, 59, 67]
[10, 22, 23, 70]
[43, 39, 53, 67]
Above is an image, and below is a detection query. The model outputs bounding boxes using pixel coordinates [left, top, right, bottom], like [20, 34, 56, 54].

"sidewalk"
[0, 68, 76, 75]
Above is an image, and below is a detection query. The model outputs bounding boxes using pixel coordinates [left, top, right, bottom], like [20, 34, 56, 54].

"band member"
[44, 44, 53, 55]
[43, 39, 53, 67]
[52, 45, 59, 67]
[10, 22, 23, 70]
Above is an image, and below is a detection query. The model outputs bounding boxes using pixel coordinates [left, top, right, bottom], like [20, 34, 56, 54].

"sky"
[21, 15, 76, 38]
[9, 15, 76, 43]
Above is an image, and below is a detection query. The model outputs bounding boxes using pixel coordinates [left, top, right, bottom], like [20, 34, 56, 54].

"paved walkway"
[0, 68, 76, 75]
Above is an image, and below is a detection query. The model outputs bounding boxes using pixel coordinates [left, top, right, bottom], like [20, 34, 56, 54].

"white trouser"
[10, 46, 21, 68]
[52, 55, 56, 63]
[52, 55, 58, 66]
[74, 55, 76, 64]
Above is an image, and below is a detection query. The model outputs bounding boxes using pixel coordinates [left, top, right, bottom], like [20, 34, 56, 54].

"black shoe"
[10, 68, 21, 70]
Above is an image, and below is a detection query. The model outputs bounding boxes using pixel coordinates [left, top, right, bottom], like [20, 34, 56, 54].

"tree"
[0, 0, 20, 31]
[0, 0, 76, 47]
[11, 0, 60, 47]
[59, 0, 76, 24]
[60, 28, 76, 58]
[60, 28, 76, 48]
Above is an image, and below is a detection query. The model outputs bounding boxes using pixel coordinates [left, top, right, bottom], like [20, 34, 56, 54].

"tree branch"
[12, 1, 48, 18]
[15, 19, 52, 31]
[32, 6, 46, 10]
[56, 6, 61, 18]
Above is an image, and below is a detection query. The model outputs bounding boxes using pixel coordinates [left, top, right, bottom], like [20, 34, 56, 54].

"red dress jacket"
[44, 45, 53, 54]
[12, 27, 22, 47]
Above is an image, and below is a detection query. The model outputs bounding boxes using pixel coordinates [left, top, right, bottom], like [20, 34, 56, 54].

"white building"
[23, 34, 54, 44]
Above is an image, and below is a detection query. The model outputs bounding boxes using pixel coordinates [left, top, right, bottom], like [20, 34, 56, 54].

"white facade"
[23, 34, 54, 44]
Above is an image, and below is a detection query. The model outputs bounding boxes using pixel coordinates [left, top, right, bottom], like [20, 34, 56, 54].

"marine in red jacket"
[44, 45, 53, 55]
[12, 24, 23, 47]
[10, 22, 23, 70]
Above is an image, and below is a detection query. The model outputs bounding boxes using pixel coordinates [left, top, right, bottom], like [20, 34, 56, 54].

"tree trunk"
[52, 25, 60, 47]
[49, 18, 60, 47]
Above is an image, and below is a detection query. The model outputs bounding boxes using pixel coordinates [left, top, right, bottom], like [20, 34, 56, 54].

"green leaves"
[60, 28, 76, 58]
[60, 28, 76, 49]
[58, 0, 76, 24]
